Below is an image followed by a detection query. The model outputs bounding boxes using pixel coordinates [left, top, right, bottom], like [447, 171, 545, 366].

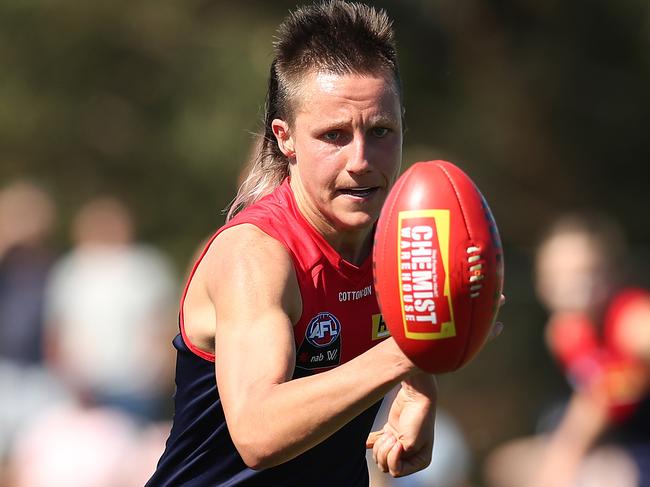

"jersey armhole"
[179, 221, 309, 362]
[179, 231, 220, 362]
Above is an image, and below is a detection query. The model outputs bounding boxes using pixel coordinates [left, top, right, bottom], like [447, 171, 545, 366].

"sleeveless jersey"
[147, 179, 388, 486]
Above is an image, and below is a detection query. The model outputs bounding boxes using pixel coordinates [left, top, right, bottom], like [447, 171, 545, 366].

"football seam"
[436, 162, 474, 240]
[436, 162, 476, 370]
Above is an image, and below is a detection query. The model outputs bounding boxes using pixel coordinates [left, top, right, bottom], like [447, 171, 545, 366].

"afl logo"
[306, 312, 341, 348]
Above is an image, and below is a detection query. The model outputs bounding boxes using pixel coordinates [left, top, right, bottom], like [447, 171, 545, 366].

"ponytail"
[225, 61, 290, 221]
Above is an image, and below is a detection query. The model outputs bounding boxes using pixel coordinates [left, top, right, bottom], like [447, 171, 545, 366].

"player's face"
[535, 232, 610, 313]
[275, 70, 403, 238]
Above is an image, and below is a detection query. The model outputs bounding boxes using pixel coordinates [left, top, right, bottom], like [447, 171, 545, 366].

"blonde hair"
[226, 0, 402, 221]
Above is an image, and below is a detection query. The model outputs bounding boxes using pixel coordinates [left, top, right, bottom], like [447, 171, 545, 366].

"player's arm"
[533, 389, 608, 487]
[207, 224, 416, 469]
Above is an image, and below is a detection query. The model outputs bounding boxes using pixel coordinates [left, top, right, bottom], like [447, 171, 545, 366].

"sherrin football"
[373, 160, 504, 374]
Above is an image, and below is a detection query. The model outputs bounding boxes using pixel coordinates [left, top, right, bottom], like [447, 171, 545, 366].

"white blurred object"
[0, 362, 70, 459]
[45, 244, 176, 397]
[7, 399, 170, 487]
[390, 409, 472, 487]
[9, 404, 137, 487]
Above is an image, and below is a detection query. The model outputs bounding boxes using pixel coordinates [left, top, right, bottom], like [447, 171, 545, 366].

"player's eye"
[323, 131, 340, 142]
[371, 127, 389, 138]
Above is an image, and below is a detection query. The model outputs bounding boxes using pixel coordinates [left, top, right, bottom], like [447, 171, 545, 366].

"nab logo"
[306, 312, 341, 347]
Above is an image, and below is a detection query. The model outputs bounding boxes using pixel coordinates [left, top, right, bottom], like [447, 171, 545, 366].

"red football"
[373, 160, 504, 373]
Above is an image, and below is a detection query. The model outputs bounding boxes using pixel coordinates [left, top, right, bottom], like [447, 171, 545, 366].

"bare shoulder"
[183, 224, 301, 354]
[203, 223, 302, 324]
[209, 223, 291, 262]
[204, 224, 294, 284]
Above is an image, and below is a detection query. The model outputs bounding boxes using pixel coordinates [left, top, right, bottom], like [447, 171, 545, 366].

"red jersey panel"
[180, 178, 387, 370]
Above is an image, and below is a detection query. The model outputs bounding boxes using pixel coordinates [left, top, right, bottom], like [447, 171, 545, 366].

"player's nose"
[344, 135, 371, 175]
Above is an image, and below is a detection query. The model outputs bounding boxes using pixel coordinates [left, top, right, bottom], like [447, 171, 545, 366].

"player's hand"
[366, 373, 437, 477]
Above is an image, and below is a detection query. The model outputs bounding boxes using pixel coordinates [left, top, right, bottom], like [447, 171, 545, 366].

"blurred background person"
[0, 180, 70, 484]
[484, 212, 650, 487]
[43, 196, 178, 423]
[2, 195, 178, 487]
[0, 180, 56, 365]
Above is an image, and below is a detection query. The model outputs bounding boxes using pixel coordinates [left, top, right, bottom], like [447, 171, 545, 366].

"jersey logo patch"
[306, 312, 340, 347]
[296, 312, 342, 370]
[372, 314, 390, 340]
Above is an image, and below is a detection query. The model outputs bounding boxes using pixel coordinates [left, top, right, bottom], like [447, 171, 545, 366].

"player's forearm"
[229, 338, 414, 469]
[547, 390, 607, 457]
[401, 371, 438, 402]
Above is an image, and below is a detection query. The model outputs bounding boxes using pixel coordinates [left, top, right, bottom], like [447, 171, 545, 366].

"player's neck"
[334, 230, 373, 265]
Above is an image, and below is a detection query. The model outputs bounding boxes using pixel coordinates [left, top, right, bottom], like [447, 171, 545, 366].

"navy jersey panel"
[146, 334, 381, 486]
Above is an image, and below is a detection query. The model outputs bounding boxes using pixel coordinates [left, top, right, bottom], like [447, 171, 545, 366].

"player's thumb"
[365, 430, 382, 449]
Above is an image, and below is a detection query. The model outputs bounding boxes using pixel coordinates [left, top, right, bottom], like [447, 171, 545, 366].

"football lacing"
[466, 246, 484, 298]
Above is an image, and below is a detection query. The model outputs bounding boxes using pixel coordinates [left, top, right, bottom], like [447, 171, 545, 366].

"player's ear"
[271, 119, 295, 158]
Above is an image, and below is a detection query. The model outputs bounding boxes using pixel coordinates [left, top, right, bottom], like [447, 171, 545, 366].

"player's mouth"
[337, 186, 380, 199]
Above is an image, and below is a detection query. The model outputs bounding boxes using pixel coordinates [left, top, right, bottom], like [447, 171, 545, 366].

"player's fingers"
[387, 439, 404, 477]
[373, 431, 396, 473]
[499, 294, 506, 307]
[371, 430, 383, 466]
[371, 426, 390, 464]
[366, 430, 382, 449]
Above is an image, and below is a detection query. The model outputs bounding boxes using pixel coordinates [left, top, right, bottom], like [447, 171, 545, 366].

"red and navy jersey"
[547, 288, 650, 424]
[147, 179, 388, 486]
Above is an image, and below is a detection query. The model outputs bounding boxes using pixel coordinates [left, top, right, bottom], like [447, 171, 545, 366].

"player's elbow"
[237, 445, 272, 470]
[238, 449, 267, 470]
[230, 427, 282, 470]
